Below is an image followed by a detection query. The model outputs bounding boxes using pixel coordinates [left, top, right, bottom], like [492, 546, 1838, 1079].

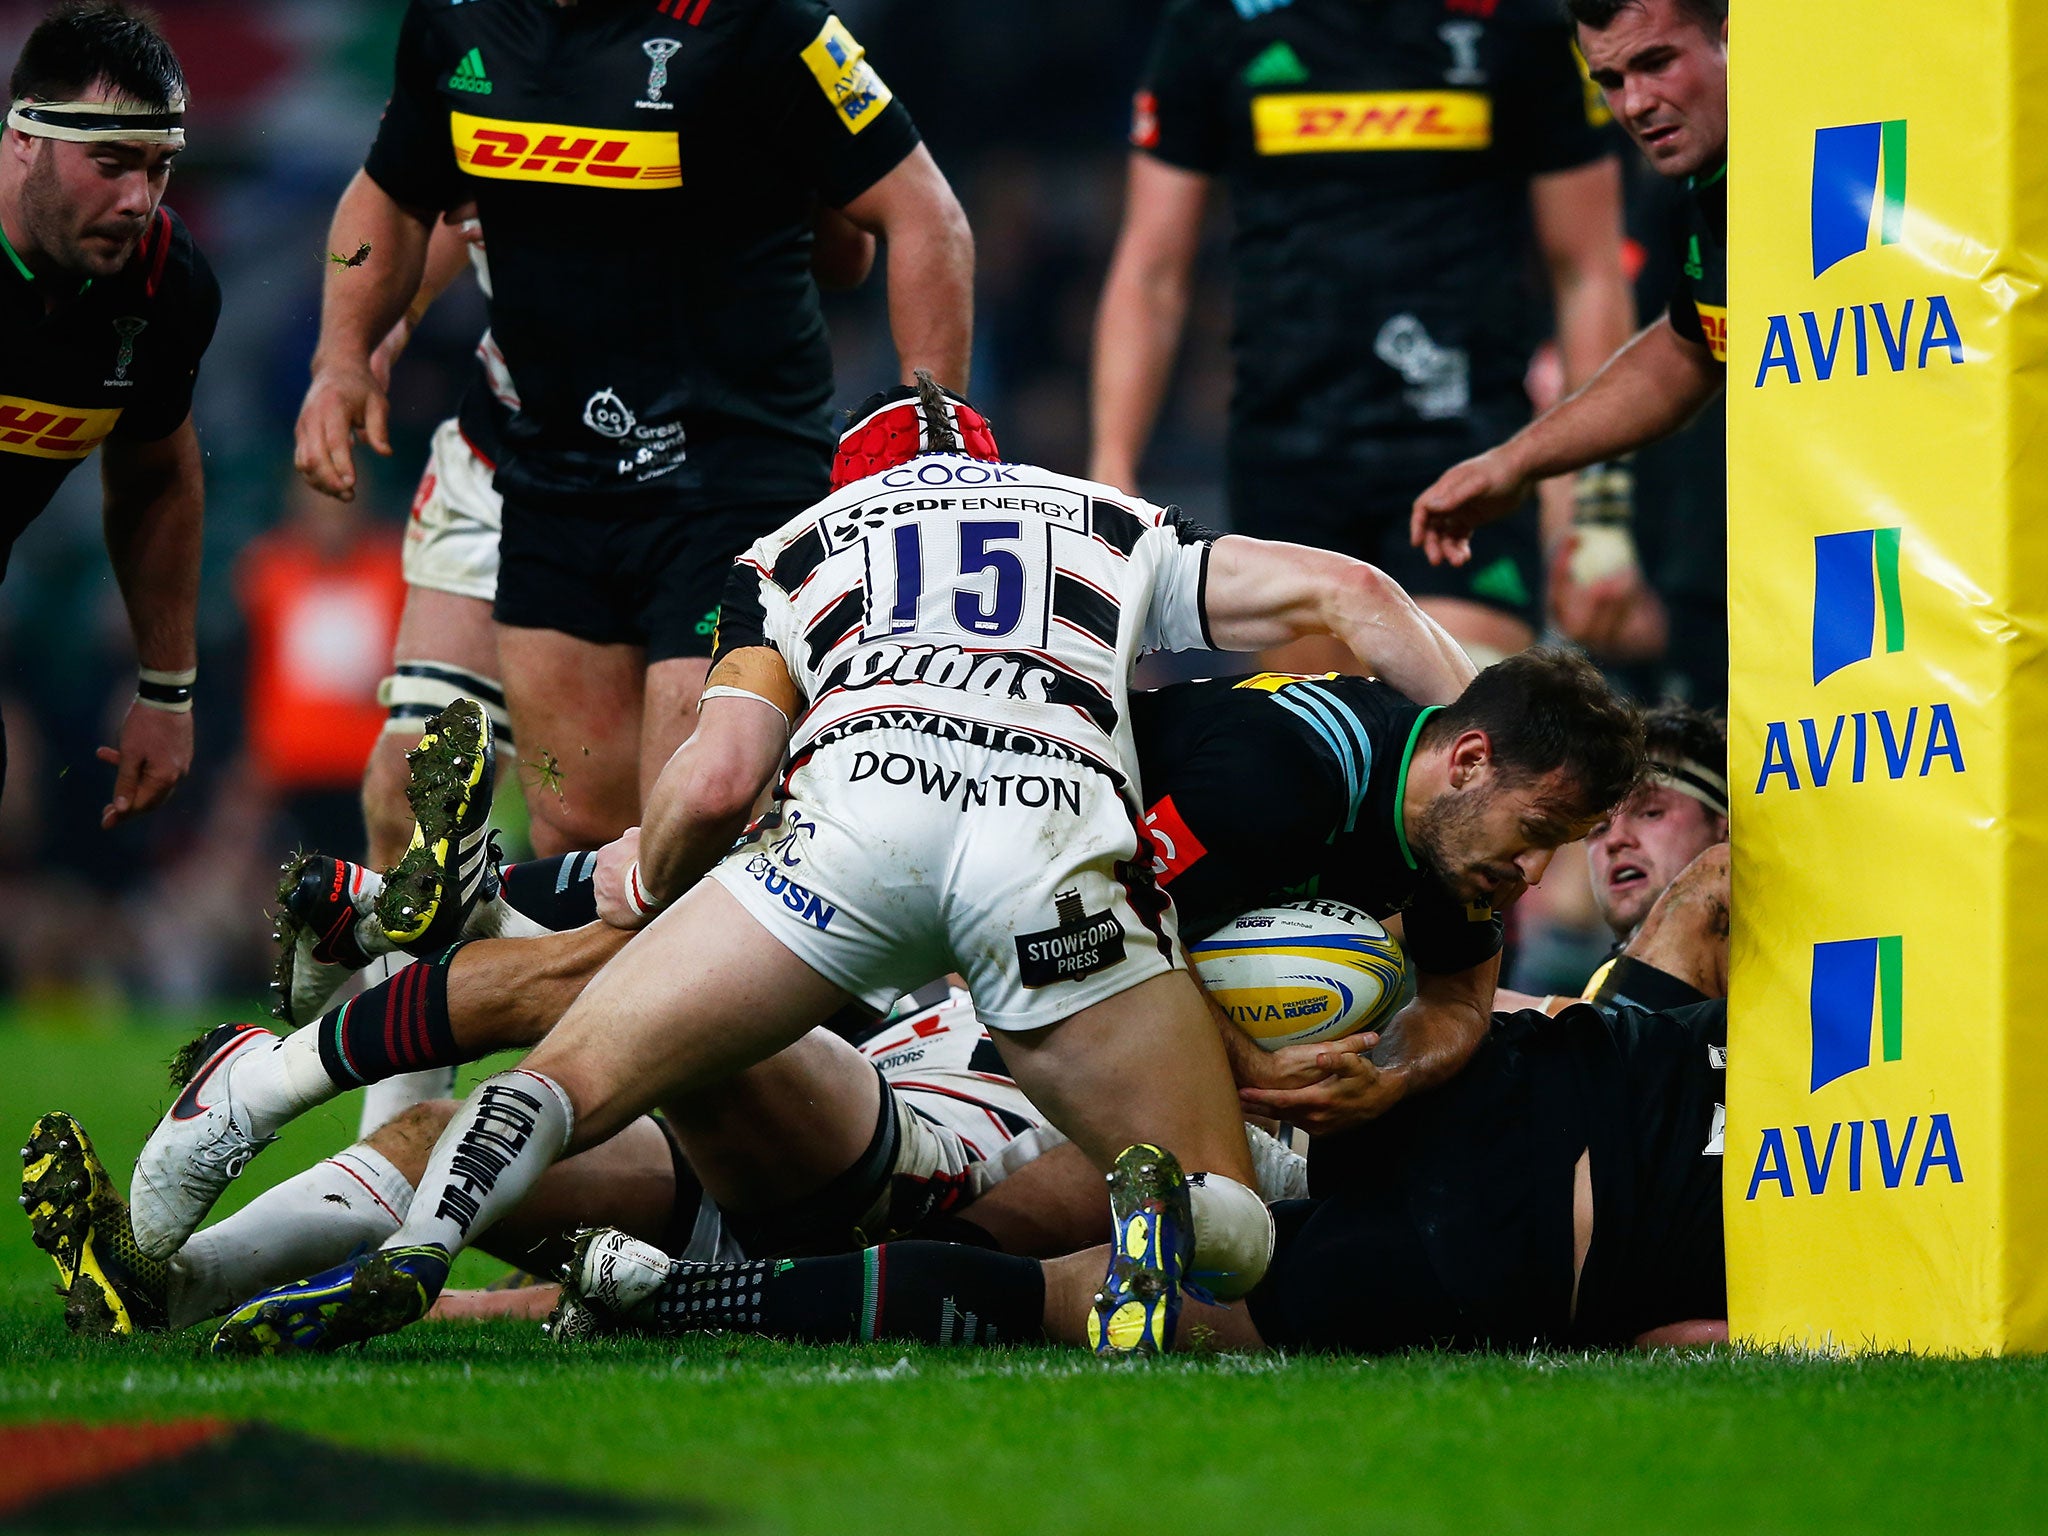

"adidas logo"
[1243, 41, 1308, 88]
[449, 48, 492, 94]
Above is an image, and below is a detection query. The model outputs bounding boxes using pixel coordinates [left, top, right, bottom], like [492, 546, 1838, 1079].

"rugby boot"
[211, 1243, 451, 1357]
[21, 1114, 168, 1335]
[376, 699, 498, 957]
[129, 1023, 279, 1260]
[1087, 1143, 1193, 1359]
[269, 853, 387, 1028]
[543, 1227, 675, 1343]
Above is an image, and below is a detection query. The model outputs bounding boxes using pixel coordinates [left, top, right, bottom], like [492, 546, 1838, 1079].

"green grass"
[3, 1016, 2048, 1534]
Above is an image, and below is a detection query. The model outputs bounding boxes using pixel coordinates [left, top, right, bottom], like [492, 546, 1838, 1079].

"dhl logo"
[1695, 301, 1729, 362]
[1252, 91, 1491, 155]
[0, 396, 122, 460]
[451, 111, 680, 189]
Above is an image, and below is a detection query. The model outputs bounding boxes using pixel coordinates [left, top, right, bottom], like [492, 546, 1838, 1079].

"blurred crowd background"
[0, 0, 1723, 1014]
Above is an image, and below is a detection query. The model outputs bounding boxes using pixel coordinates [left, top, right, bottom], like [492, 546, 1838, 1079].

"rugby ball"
[1190, 900, 1406, 1051]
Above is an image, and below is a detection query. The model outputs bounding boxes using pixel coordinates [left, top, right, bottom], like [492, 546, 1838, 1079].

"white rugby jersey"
[715, 454, 1216, 790]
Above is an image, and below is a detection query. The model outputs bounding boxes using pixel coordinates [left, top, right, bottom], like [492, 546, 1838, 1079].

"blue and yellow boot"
[1088, 1143, 1192, 1358]
[20, 1113, 169, 1335]
[211, 1243, 450, 1356]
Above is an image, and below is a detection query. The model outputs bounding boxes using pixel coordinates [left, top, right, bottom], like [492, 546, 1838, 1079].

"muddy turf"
[2, 1014, 2045, 1535]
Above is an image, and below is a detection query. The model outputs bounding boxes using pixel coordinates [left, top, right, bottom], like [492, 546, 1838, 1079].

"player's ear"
[1449, 728, 1494, 788]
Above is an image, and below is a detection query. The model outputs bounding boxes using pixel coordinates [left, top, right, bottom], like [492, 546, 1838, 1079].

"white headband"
[7, 97, 185, 146]
[1646, 756, 1729, 819]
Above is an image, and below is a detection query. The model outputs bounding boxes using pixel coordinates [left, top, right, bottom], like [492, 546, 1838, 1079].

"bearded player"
[0, 1, 218, 823]
[211, 374, 1519, 1359]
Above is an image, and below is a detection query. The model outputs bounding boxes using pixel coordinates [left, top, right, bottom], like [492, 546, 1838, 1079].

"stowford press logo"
[1747, 935, 1964, 1200]
[1754, 118, 1965, 387]
[1753, 528, 1964, 794]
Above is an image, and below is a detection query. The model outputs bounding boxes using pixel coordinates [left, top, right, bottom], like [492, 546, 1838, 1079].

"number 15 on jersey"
[860, 516, 1054, 649]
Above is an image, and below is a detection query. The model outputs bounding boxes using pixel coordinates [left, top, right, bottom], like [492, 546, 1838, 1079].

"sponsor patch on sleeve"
[802, 16, 894, 134]
[1694, 301, 1729, 361]
[1130, 90, 1160, 150]
[1142, 794, 1208, 888]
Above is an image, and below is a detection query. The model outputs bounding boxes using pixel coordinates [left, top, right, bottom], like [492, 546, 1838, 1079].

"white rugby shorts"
[707, 729, 1181, 1032]
[402, 418, 503, 602]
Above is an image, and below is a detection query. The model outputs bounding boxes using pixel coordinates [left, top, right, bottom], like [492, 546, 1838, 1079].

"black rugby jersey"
[0, 205, 219, 577]
[1131, 672, 1504, 974]
[1665, 161, 1728, 363]
[1134, 0, 1610, 492]
[366, 0, 921, 509]
[1300, 999, 1725, 1347]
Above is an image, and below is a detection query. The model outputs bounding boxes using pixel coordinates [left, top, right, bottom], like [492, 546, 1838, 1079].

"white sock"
[463, 895, 550, 941]
[386, 1068, 573, 1258]
[1186, 1172, 1276, 1300]
[167, 1147, 414, 1329]
[233, 1026, 348, 1140]
[359, 1066, 460, 1140]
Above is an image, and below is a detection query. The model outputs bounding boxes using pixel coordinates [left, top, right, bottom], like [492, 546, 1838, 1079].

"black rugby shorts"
[494, 496, 795, 662]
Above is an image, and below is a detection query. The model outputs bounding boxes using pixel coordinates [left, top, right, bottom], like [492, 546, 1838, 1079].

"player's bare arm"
[1239, 955, 1498, 1134]
[811, 204, 876, 290]
[1532, 156, 1634, 394]
[596, 648, 796, 927]
[367, 206, 480, 389]
[1087, 155, 1209, 488]
[1410, 317, 1723, 567]
[294, 169, 435, 500]
[96, 417, 202, 828]
[1200, 536, 1477, 706]
[837, 144, 974, 389]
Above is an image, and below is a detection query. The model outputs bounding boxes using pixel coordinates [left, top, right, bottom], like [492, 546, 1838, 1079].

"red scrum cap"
[831, 370, 1001, 492]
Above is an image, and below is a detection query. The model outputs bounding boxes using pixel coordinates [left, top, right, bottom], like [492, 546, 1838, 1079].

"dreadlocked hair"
[912, 369, 960, 455]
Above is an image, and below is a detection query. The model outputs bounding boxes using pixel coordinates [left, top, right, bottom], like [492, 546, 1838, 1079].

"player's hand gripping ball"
[1190, 900, 1406, 1051]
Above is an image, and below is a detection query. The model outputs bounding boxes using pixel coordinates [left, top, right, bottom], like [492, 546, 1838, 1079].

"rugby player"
[206, 376, 1643, 1360]
[1500, 701, 1729, 1015]
[553, 995, 1729, 1355]
[297, 0, 975, 873]
[1092, 0, 1633, 666]
[31, 627, 1641, 1337]
[1411, 0, 1729, 581]
[0, 1, 217, 823]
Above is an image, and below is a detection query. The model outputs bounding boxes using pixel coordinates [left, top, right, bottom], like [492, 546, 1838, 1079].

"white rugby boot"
[128, 1023, 281, 1260]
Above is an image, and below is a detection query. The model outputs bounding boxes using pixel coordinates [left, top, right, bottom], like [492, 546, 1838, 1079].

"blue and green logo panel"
[1811, 527, 1903, 684]
[1811, 119, 1906, 278]
[1809, 935, 1903, 1092]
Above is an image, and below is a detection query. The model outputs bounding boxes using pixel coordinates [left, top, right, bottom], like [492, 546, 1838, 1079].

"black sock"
[721, 1066, 895, 1258]
[648, 1242, 1045, 1345]
[498, 853, 599, 932]
[315, 945, 465, 1087]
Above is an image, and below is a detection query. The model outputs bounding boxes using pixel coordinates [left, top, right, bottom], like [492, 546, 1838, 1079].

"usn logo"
[1755, 119, 1963, 388]
[1747, 935, 1964, 1200]
[1811, 118, 1906, 277]
[1754, 528, 1964, 795]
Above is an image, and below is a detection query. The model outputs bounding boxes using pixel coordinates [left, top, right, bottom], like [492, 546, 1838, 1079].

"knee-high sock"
[643, 1242, 1045, 1345]
[230, 950, 466, 1141]
[498, 854, 600, 932]
[319, 949, 466, 1093]
[168, 1147, 413, 1329]
[384, 1068, 573, 1261]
